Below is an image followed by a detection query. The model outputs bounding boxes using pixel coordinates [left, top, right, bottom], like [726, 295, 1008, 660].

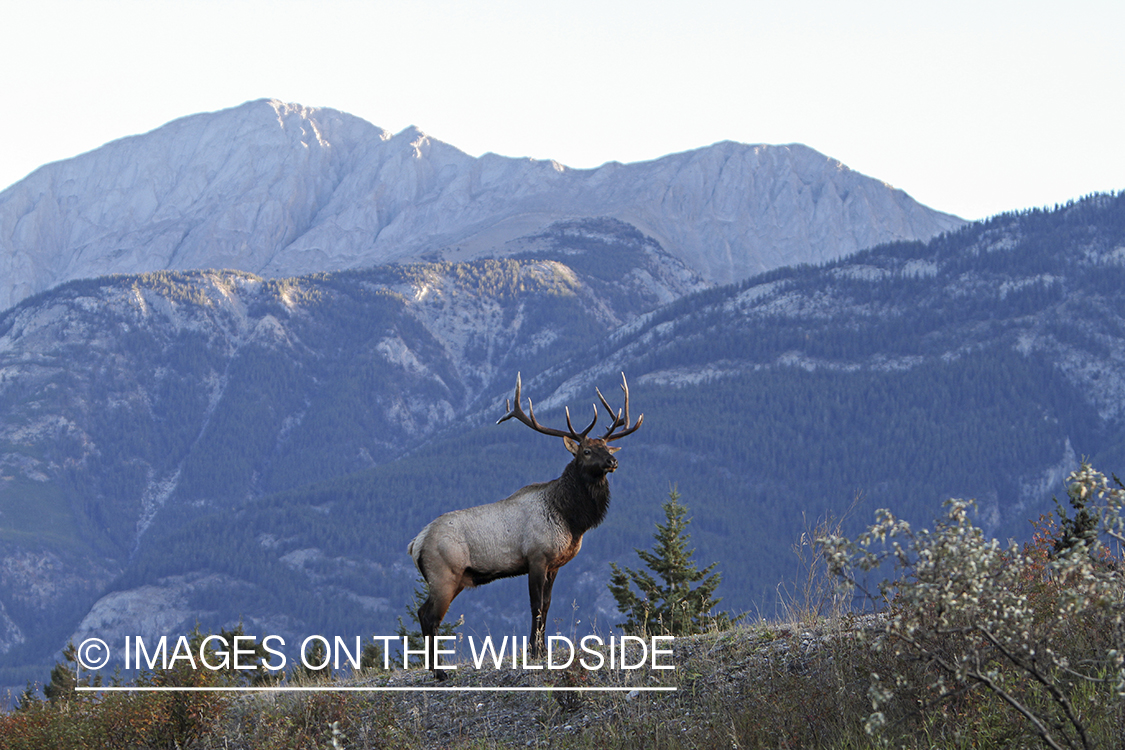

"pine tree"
[15, 681, 40, 711]
[294, 637, 331, 682]
[43, 641, 102, 702]
[43, 651, 76, 702]
[1052, 477, 1103, 559]
[608, 488, 734, 635]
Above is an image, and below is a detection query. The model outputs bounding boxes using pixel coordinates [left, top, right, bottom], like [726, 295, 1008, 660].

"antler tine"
[595, 386, 618, 422]
[596, 386, 625, 438]
[603, 372, 644, 442]
[497, 372, 523, 426]
[623, 373, 632, 419]
[583, 404, 599, 438]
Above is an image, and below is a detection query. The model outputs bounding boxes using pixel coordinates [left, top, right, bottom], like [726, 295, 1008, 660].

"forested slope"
[1, 195, 1123, 690]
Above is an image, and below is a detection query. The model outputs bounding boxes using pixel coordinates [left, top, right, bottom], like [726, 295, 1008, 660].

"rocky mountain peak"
[0, 100, 963, 312]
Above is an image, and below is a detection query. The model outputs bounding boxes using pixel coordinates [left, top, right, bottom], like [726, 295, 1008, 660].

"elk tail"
[407, 522, 432, 575]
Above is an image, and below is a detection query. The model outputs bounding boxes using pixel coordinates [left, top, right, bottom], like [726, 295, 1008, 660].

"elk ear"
[607, 445, 621, 454]
[563, 436, 580, 455]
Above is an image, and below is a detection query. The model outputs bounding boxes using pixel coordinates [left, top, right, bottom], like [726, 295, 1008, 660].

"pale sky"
[2, 0, 1122, 221]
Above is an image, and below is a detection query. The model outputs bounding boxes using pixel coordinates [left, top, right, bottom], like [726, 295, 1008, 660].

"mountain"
[0, 194, 1121, 690]
[540, 193, 1125, 523]
[0, 99, 963, 311]
[0, 223, 704, 675]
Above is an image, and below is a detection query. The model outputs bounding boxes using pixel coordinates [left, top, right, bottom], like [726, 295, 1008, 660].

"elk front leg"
[528, 567, 558, 659]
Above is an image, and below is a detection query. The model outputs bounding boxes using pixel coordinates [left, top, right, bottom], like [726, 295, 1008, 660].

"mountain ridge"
[0, 98, 963, 311]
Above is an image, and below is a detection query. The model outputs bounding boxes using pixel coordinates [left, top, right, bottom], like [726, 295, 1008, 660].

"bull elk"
[407, 372, 643, 679]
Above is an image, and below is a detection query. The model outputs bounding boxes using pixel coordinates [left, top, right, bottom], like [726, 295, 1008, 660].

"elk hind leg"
[418, 575, 461, 680]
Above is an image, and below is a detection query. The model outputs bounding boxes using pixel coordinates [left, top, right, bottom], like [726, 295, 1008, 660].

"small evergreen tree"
[1051, 474, 1103, 558]
[43, 650, 76, 703]
[43, 641, 102, 702]
[15, 680, 40, 711]
[293, 638, 331, 682]
[608, 488, 734, 635]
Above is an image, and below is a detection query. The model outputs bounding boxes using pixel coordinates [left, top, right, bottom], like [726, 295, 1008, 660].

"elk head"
[497, 372, 644, 480]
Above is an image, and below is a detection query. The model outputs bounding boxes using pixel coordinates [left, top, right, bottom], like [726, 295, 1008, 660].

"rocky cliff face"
[0, 99, 963, 311]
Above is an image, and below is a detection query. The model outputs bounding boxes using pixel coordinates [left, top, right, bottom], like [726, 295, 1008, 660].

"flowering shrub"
[822, 462, 1125, 750]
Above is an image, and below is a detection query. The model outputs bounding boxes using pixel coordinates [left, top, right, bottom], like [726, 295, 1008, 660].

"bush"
[822, 462, 1125, 749]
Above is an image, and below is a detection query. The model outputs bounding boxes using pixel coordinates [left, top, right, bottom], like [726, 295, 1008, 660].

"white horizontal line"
[77, 685, 677, 693]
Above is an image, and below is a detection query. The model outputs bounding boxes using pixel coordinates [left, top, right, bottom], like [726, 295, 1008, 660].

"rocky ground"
[223, 619, 873, 749]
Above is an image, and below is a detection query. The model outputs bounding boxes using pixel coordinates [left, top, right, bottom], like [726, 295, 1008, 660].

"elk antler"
[497, 373, 598, 440]
[597, 373, 644, 442]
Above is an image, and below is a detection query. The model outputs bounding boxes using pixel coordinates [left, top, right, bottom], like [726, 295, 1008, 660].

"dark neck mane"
[549, 461, 612, 539]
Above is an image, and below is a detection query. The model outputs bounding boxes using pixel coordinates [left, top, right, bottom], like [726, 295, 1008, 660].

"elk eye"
[583, 449, 591, 456]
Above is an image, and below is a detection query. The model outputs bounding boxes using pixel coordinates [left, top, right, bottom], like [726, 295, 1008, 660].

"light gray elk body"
[408, 373, 643, 679]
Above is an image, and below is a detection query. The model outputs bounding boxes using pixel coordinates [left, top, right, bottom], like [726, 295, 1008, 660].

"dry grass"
[9, 474, 1125, 749]
[6, 612, 1124, 749]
